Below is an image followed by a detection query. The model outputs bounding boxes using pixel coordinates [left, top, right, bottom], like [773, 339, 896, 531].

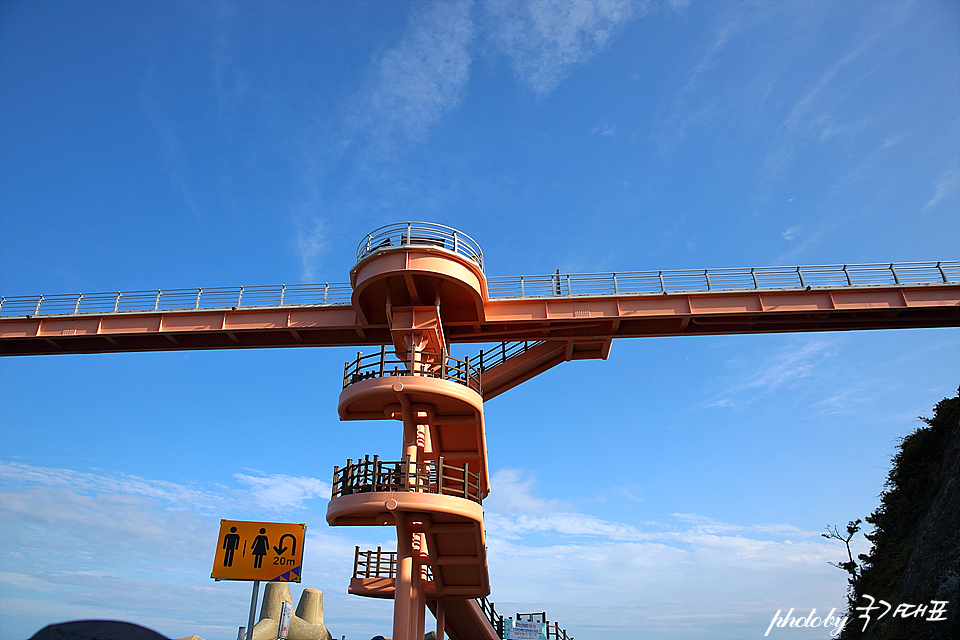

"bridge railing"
[3, 261, 956, 318]
[356, 221, 484, 272]
[332, 454, 483, 504]
[0, 283, 353, 317]
[485, 261, 959, 299]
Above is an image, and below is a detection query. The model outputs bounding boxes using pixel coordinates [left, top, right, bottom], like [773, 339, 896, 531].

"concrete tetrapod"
[248, 583, 333, 640]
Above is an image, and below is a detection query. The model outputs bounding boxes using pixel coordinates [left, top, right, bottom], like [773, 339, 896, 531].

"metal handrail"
[479, 597, 506, 639]
[332, 454, 483, 504]
[342, 345, 481, 394]
[545, 622, 573, 640]
[486, 261, 959, 299]
[2, 261, 956, 318]
[478, 341, 544, 373]
[356, 221, 484, 272]
[0, 283, 353, 317]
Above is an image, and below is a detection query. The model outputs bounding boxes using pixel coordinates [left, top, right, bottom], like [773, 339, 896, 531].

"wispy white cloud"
[211, 0, 248, 125]
[487, 468, 573, 514]
[742, 341, 832, 389]
[653, 3, 749, 148]
[350, 0, 475, 149]
[0, 457, 851, 639]
[0, 460, 222, 512]
[922, 159, 960, 213]
[591, 121, 618, 137]
[668, 512, 811, 538]
[702, 339, 836, 409]
[484, 0, 649, 96]
[781, 225, 802, 241]
[487, 471, 817, 544]
[292, 1, 475, 277]
[762, 8, 909, 185]
[483, 470, 847, 634]
[295, 217, 327, 281]
[234, 472, 330, 510]
[0, 461, 369, 638]
[139, 69, 203, 221]
[0, 460, 330, 516]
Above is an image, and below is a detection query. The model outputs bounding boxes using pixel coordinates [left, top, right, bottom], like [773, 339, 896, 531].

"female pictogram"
[222, 526, 241, 567]
[251, 528, 269, 568]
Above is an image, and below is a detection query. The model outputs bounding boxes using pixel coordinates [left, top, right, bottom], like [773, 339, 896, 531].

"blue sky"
[0, 1, 958, 639]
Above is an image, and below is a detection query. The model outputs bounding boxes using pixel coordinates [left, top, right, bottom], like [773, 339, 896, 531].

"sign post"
[246, 580, 260, 640]
[212, 520, 307, 640]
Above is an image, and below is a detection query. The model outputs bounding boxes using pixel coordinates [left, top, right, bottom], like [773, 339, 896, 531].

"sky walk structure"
[2, 222, 959, 640]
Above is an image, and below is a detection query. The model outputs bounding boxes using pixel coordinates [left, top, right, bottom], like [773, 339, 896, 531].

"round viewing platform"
[350, 222, 488, 325]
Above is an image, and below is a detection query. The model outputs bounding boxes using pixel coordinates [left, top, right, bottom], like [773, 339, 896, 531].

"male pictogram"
[251, 527, 269, 568]
[222, 526, 241, 567]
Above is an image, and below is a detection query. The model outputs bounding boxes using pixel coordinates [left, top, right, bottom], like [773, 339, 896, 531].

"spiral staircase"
[326, 223, 555, 640]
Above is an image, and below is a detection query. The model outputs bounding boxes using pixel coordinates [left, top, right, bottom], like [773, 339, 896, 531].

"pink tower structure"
[2, 222, 958, 640]
[330, 223, 508, 640]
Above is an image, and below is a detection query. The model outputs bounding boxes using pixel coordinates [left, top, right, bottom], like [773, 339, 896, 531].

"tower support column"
[392, 514, 424, 640]
[435, 598, 446, 640]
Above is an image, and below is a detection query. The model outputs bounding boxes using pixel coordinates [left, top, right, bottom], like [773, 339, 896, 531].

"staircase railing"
[342, 345, 481, 394]
[332, 455, 483, 504]
[477, 341, 545, 373]
[545, 621, 574, 640]
[478, 596, 506, 639]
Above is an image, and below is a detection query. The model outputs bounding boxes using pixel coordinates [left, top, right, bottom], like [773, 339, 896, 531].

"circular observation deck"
[355, 222, 484, 272]
[338, 346, 482, 419]
[350, 222, 488, 325]
[326, 455, 490, 597]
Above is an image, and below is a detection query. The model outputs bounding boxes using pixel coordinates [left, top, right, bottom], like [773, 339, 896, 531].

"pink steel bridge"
[2, 222, 958, 640]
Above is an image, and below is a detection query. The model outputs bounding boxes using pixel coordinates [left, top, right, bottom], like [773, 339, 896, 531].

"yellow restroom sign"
[211, 520, 306, 582]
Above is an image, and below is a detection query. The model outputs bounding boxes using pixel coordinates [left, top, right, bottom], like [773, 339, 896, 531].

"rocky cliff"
[840, 390, 959, 639]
